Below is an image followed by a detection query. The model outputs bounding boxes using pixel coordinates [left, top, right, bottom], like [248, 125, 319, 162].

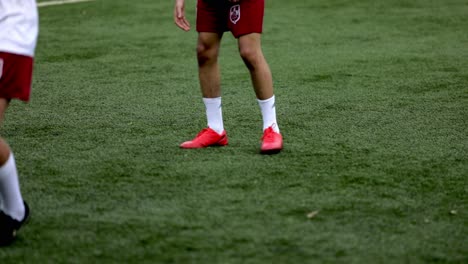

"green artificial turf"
[1, 0, 467, 263]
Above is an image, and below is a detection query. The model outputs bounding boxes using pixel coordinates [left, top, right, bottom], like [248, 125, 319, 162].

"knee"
[197, 43, 217, 66]
[239, 46, 261, 69]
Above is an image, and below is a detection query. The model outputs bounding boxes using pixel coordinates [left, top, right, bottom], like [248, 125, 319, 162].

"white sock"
[0, 153, 25, 221]
[258, 95, 280, 133]
[203, 97, 224, 134]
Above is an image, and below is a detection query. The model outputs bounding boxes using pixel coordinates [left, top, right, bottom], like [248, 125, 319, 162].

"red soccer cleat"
[260, 126, 283, 154]
[180, 128, 228, 149]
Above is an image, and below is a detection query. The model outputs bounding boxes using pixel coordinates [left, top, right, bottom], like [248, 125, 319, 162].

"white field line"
[37, 0, 96, 8]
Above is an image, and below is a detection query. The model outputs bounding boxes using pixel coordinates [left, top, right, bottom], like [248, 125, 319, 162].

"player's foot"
[0, 202, 30, 246]
[180, 128, 228, 149]
[260, 126, 283, 154]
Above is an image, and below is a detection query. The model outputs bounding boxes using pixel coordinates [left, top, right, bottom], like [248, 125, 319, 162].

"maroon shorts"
[196, 0, 264, 38]
[0, 52, 34, 102]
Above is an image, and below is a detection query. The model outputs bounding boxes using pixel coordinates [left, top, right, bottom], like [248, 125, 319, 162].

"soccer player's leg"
[181, 1, 230, 149]
[180, 32, 229, 149]
[229, 0, 282, 154]
[237, 34, 282, 154]
[0, 99, 29, 246]
[0, 53, 31, 246]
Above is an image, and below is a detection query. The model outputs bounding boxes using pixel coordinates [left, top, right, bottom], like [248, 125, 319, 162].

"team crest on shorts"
[230, 4, 241, 24]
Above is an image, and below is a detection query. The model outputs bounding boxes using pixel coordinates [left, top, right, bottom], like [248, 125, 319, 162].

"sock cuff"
[0, 152, 14, 175]
[203, 97, 222, 104]
[257, 95, 275, 104]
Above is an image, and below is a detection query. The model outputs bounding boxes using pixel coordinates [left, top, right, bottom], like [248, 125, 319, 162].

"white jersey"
[0, 0, 38, 57]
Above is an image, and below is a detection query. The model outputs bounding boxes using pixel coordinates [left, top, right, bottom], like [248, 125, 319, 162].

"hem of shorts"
[0, 95, 30, 102]
[195, 30, 263, 38]
[232, 30, 263, 39]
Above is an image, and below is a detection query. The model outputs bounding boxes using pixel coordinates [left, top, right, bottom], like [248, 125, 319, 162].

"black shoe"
[0, 202, 30, 246]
